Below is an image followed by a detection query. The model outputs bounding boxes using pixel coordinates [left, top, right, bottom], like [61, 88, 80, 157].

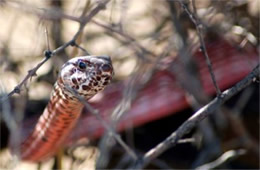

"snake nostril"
[101, 64, 112, 72]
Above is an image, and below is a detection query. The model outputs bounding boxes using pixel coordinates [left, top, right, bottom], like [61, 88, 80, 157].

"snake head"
[59, 55, 114, 99]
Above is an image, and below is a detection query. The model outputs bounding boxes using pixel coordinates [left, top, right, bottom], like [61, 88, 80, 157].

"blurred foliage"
[0, 0, 258, 100]
[0, 0, 259, 169]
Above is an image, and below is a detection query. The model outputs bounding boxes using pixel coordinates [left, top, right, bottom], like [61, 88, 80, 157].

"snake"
[15, 55, 113, 162]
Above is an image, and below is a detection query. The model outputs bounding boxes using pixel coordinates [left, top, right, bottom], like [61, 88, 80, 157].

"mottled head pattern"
[59, 55, 113, 99]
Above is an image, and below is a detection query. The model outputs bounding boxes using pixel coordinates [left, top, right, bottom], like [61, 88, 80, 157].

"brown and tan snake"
[14, 55, 113, 162]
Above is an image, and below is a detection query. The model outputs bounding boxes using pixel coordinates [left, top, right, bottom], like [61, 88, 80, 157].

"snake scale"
[15, 55, 113, 162]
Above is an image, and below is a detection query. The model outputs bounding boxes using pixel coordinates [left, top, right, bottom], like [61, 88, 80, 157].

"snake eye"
[78, 61, 86, 70]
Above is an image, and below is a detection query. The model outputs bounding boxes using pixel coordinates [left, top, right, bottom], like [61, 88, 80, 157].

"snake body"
[17, 55, 113, 162]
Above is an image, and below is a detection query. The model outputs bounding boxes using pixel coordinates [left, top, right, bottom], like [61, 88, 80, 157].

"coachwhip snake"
[12, 55, 113, 162]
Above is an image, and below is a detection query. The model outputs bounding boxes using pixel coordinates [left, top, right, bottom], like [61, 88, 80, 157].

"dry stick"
[167, 3, 220, 163]
[185, 0, 258, 161]
[132, 64, 259, 169]
[92, 19, 156, 58]
[96, 65, 157, 168]
[52, 0, 110, 56]
[195, 149, 246, 170]
[0, 53, 51, 102]
[72, 43, 90, 55]
[92, 17, 160, 168]
[95, 29, 165, 167]
[102, 39, 171, 165]
[0, 0, 110, 102]
[178, 0, 221, 95]
[71, 0, 92, 57]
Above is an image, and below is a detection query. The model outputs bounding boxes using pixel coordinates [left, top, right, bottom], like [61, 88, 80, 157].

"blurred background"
[0, 0, 259, 169]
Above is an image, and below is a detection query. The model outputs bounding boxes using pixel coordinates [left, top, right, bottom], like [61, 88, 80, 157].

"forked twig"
[0, 0, 110, 102]
[0, 52, 51, 102]
[66, 86, 138, 161]
[92, 19, 156, 58]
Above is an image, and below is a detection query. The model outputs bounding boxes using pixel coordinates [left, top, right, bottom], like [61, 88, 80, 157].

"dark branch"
[132, 64, 259, 169]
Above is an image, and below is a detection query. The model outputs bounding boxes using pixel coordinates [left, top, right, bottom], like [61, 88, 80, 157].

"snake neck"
[50, 82, 84, 111]
[19, 82, 84, 161]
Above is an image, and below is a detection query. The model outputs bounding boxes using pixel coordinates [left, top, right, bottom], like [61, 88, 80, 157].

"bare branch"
[71, 0, 92, 57]
[0, 0, 110, 102]
[0, 53, 51, 102]
[66, 85, 138, 161]
[132, 64, 259, 169]
[52, 0, 110, 56]
[92, 19, 156, 59]
[178, 0, 222, 95]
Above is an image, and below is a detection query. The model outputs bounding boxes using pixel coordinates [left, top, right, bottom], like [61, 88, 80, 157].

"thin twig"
[66, 86, 138, 161]
[72, 42, 90, 56]
[0, 53, 51, 102]
[52, 0, 110, 56]
[92, 19, 155, 58]
[97, 62, 158, 168]
[195, 149, 246, 170]
[0, 0, 110, 102]
[71, 0, 92, 57]
[132, 64, 259, 169]
[178, 0, 222, 95]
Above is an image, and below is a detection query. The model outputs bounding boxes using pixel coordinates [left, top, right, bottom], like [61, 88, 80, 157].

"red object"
[66, 37, 259, 144]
